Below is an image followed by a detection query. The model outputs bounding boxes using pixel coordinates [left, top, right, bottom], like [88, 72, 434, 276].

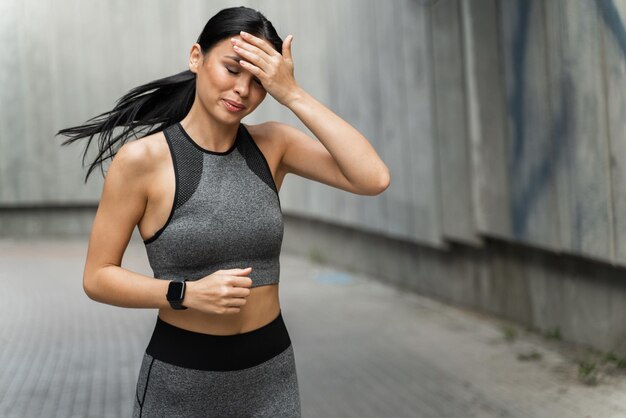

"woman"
[58, 5, 390, 417]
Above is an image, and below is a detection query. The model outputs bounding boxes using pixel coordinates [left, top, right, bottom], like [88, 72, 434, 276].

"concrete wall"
[283, 213, 626, 356]
[0, 0, 441, 246]
[2, 0, 626, 354]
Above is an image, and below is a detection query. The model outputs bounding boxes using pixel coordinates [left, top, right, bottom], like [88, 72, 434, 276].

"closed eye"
[226, 67, 263, 86]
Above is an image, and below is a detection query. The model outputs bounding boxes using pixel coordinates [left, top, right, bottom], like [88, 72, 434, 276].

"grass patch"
[602, 351, 626, 369]
[545, 326, 562, 341]
[501, 326, 518, 342]
[517, 350, 542, 361]
[577, 359, 598, 385]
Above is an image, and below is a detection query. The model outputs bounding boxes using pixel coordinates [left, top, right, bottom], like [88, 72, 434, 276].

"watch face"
[167, 281, 185, 301]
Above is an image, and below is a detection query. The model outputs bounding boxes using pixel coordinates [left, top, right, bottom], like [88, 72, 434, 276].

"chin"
[220, 112, 246, 126]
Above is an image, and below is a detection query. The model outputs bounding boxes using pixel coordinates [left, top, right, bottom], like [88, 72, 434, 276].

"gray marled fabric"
[133, 345, 301, 418]
[143, 122, 284, 287]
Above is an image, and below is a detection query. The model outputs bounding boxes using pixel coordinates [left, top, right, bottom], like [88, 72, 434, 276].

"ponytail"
[56, 69, 196, 183]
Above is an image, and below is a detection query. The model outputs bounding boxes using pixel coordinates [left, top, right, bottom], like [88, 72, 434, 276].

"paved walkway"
[1, 237, 626, 417]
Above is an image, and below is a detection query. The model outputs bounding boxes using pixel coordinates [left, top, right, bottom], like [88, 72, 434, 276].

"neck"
[180, 104, 240, 152]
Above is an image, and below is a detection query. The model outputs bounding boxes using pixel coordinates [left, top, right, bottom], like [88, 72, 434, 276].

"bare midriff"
[157, 283, 280, 335]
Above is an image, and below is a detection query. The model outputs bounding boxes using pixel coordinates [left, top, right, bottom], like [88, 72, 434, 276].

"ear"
[189, 43, 202, 74]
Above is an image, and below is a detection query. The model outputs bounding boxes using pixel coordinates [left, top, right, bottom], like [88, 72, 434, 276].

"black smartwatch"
[166, 279, 188, 310]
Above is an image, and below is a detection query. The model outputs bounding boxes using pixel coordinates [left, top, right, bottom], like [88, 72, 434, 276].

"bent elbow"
[370, 169, 391, 195]
[83, 275, 95, 300]
[380, 170, 391, 191]
[83, 270, 100, 301]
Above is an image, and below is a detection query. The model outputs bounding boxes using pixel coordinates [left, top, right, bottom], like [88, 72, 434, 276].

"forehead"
[209, 36, 240, 62]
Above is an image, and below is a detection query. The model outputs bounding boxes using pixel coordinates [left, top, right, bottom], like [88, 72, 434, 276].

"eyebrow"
[224, 55, 242, 63]
[223, 56, 263, 84]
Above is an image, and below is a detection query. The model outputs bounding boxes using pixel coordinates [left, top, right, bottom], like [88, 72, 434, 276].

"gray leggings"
[133, 311, 301, 417]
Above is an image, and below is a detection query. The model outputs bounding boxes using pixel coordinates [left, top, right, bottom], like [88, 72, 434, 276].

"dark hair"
[56, 6, 284, 183]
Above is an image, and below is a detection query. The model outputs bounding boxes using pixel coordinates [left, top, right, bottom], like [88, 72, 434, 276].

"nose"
[233, 77, 251, 97]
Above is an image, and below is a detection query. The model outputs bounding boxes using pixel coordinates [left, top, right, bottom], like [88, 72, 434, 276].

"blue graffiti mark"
[505, 0, 625, 246]
[512, 76, 572, 239]
[508, 0, 571, 239]
[508, 0, 534, 238]
[509, 0, 533, 168]
[597, 0, 626, 59]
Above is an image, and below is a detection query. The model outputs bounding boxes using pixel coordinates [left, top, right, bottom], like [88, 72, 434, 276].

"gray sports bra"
[143, 121, 283, 288]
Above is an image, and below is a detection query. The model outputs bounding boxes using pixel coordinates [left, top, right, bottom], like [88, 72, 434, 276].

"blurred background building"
[1, 0, 626, 358]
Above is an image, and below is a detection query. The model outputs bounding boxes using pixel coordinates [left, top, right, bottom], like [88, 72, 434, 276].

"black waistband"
[145, 310, 291, 371]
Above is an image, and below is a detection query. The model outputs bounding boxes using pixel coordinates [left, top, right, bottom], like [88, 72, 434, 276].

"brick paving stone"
[1, 237, 626, 417]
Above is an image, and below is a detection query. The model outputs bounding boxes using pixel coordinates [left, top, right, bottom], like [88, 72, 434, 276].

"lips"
[223, 99, 245, 109]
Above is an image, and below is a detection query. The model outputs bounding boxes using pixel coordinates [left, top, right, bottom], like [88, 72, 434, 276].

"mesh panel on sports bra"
[236, 125, 280, 205]
[165, 125, 203, 210]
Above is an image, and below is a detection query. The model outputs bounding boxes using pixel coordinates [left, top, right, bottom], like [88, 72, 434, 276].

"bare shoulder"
[245, 119, 303, 137]
[243, 120, 285, 145]
[243, 120, 301, 160]
[100, 130, 170, 207]
[244, 121, 288, 161]
[109, 130, 168, 177]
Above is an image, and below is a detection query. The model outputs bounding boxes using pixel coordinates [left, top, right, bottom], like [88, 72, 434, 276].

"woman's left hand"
[231, 31, 300, 106]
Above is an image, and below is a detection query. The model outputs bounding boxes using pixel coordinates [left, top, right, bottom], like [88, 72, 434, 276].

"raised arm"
[231, 31, 390, 195]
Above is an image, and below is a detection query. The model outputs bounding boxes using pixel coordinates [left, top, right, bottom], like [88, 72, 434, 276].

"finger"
[223, 307, 241, 314]
[232, 37, 267, 57]
[224, 297, 247, 307]
[238, 60, 262, 78]
[233, 43, 270, 68]
[228, 276, 253, 288]
[221, 267, 252, 274]
[228, 286, 251, 298]
[240, 31, 278, 58]
[282, 34, 293, 61]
